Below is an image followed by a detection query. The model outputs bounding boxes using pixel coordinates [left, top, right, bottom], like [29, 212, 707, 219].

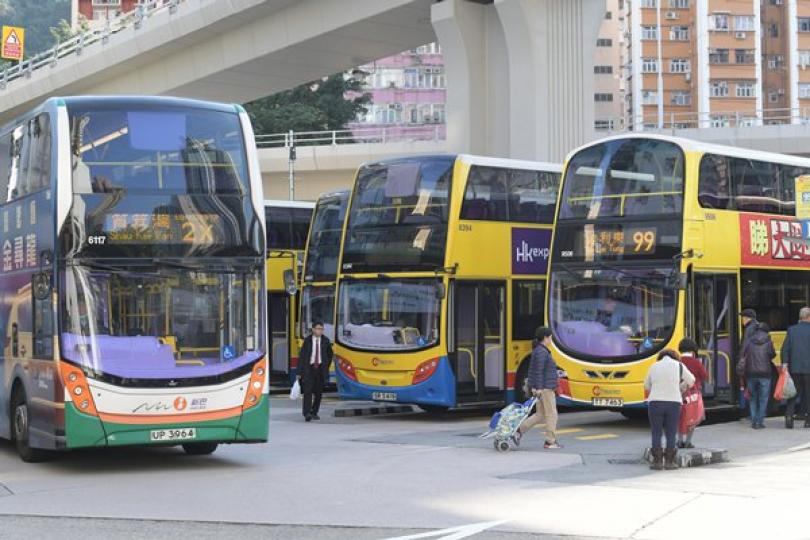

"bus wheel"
[418, 405, 449, 414]
[514, 360, 530, 403]
[182, 442, 219, 456]
[11, 388, 49, 463]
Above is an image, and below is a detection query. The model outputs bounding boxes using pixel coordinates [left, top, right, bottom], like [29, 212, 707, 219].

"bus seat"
[557, 321, 636, 357]
[464, 199, 487, 220]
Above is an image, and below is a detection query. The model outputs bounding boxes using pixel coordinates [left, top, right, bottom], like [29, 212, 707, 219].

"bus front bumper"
[336, 356, 455, 408]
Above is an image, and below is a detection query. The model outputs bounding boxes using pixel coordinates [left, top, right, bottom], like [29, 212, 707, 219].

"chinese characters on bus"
[103, 213, 223, 244]
[1, 198, 38, 273]
[741, 213, 810, 268]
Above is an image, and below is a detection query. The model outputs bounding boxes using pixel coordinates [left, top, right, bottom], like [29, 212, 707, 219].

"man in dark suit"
[298, 321, 333, 421]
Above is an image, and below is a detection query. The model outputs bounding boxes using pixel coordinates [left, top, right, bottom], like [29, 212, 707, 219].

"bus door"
[692, 274, 739, 406]
[454, 282, 506, 404]
[268, 292, 290, 378]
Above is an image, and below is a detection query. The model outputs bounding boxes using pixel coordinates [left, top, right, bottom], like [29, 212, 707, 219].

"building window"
[735, 49, 755, 64]
[768, 24, 780, 38]
[710, 81, 729, 98]
[596, 38, 613, 47]
[670, 91, 691, 106]
[641, 26, 659, 40]
[736, 82, 756, 98]
[641, 58, 659, 73]
[768, 55, 785, 69]
[768, 90, 782, 103]
[799, 83, 810, 99]
[642, 91, 658, 105]
[799, 18, 810, 32]
[670, 26, 689, 40]
[769, 0, 784, 4]
[734, 16, 756, 32]
[709, 48, 729, 64]
[594, 65, 614, 74]
[799, 50, 810, 68]
[594, 119, 615, 130]
[640, 0, 657, 7]
[92, 0, 121, 4]
[605, 11, 612, 19]
[710, 14, 729, 31]
[594, 93, 614, 102]
[669, 0, 689, 7]
[710, 115, 731, 127]
[669, 58, 690, 73]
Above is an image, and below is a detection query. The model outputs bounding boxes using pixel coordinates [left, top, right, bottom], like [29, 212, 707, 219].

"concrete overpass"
[0, 0, 608, 163]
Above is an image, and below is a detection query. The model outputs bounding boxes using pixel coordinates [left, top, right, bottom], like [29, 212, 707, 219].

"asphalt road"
[0, 394, 809, 540]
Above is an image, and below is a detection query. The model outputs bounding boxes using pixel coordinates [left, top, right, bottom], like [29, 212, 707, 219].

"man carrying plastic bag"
[781, 307, 810, 429]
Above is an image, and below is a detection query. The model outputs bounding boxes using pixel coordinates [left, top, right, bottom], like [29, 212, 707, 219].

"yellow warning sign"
[1, 26, 25, 61]
[797, 175, 810, 220]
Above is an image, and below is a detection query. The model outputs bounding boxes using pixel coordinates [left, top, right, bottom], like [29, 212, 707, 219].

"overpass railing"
[255, 125, 446, 148]
[596, 107, 810, 133]
[0, 0, 184, 91]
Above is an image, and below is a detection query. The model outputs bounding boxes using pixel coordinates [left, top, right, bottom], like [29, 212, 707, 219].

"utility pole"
[287, 129, 296, 201]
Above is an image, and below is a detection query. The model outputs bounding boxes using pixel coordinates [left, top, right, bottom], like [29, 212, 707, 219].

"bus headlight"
[242, 358, 267, 410]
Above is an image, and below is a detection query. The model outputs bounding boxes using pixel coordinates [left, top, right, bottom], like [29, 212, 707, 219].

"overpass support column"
[495, 0, 605, 162]
[431, 0, 510, 157]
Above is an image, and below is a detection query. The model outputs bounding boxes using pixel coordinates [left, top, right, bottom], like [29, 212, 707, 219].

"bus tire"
[514, 359, 531, 404]
[418, 405, 449, 414]
[11, 386, 49, 463]
[182, 442, 219, 455]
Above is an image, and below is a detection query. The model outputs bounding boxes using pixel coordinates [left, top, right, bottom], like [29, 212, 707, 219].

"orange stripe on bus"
[506, 372, 516, 386]
[98, 406, 243, 425]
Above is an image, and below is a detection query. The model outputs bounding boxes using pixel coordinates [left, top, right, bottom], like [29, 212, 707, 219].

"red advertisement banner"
[739, 213, 810, 268]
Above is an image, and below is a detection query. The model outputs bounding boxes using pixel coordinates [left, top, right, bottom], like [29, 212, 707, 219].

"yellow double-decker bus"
[299, 190, 349, 384]
[548, 134, 810, 414]
[334, 155, 561, 409]
[264, 200, 314, 385]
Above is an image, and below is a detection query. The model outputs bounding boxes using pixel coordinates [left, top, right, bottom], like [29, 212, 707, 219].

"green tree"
[245, 71, 371, 137]
[0, 0, 71, 57]
[50, 15, 89, 44]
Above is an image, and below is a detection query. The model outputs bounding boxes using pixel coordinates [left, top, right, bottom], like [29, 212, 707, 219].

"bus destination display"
[594, 227, 657, 257]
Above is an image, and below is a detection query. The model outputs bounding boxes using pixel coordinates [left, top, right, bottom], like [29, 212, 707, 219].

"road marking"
[576, 433, 619, 441]
[554, 428, 584, 434]
[383, 520, 509, 540]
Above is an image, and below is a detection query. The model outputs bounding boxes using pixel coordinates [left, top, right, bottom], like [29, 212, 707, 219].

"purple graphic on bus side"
[511, 228, 551, 275]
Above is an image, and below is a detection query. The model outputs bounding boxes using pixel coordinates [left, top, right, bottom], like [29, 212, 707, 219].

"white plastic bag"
[784, 372, 798, 400]
[290, 380, 301, 400]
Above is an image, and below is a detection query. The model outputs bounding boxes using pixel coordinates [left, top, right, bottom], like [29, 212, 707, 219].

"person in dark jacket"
[297, 321, 333, 422]
[736, 320, 777, 429]
[514, 327, 561, 449]
[781, 307, 810, 429]
[740, 308, 759, 351]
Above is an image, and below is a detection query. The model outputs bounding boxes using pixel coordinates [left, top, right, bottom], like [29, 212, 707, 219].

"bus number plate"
[150, 428, 196, 442]
[372, 392, 397, 402]
[592, 398, 623, 407]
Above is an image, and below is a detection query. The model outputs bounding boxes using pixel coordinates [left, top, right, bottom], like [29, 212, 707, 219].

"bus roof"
[357, 154, 562, 173]
[264, 199, 316, 209]
[58, 95, 240, 114]
[565, 133, 810, 169]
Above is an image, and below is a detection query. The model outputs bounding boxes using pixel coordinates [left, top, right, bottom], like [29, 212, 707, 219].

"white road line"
[383, 520, 509, 540]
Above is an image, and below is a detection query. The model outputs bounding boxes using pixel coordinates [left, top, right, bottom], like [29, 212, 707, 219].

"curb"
[643, 447, 729, 468]
[334, 405, 414, 417]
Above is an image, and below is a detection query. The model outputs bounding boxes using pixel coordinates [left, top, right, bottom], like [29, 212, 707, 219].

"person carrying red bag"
[677, 339, 708, 449]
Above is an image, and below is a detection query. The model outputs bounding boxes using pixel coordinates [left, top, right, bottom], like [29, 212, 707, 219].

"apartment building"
[594, 0, 628, 132]
[617, 0, 810, 130]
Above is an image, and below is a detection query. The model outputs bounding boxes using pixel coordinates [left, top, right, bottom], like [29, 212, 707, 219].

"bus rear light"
[337, 357, 357, 382]
[59, 362, 98, 416]
[242, 358, 267, 410]
[412, 358, 439, 385]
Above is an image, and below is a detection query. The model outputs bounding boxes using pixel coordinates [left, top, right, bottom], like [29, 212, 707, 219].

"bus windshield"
[550, 266, 677, 361]
[559, 138, 684, 219]
[301, 285, 337, 341]
[337, 279, 441, 351]
[69, 106, 248, 195]
[60, 262, 264, 379]
[304, 193, 347, 281]
[342, 157, 454, 272]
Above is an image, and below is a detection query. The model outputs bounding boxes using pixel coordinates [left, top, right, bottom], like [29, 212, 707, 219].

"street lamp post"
[287, 129, 296, 201]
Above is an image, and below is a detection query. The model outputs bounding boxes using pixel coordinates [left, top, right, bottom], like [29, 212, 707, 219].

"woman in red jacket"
[677, 338, 709, 449]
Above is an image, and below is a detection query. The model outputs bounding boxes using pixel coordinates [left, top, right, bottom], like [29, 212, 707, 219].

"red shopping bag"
[679, 387, 704, 434]
[774, 367, 788, 401]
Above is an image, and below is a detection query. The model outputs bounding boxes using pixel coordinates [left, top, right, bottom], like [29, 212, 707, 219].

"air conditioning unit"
[778, 89, 786, 95]
[735, 32, 747, 39]
[665, 11, 679, 20]
[685, 72, 691, 82]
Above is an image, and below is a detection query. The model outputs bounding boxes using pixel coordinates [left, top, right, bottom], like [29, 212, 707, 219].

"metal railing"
[596, 107, 810, 133]
[254, 124, 446, 148]
[0, 0, 183, 91]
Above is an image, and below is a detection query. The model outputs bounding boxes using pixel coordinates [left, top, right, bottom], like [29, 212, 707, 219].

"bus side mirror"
[283, 269, 297, 296]
[435, 283, 446, 299]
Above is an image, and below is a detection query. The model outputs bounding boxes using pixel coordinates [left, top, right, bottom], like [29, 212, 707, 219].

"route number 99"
[631, 230, 655, 253]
